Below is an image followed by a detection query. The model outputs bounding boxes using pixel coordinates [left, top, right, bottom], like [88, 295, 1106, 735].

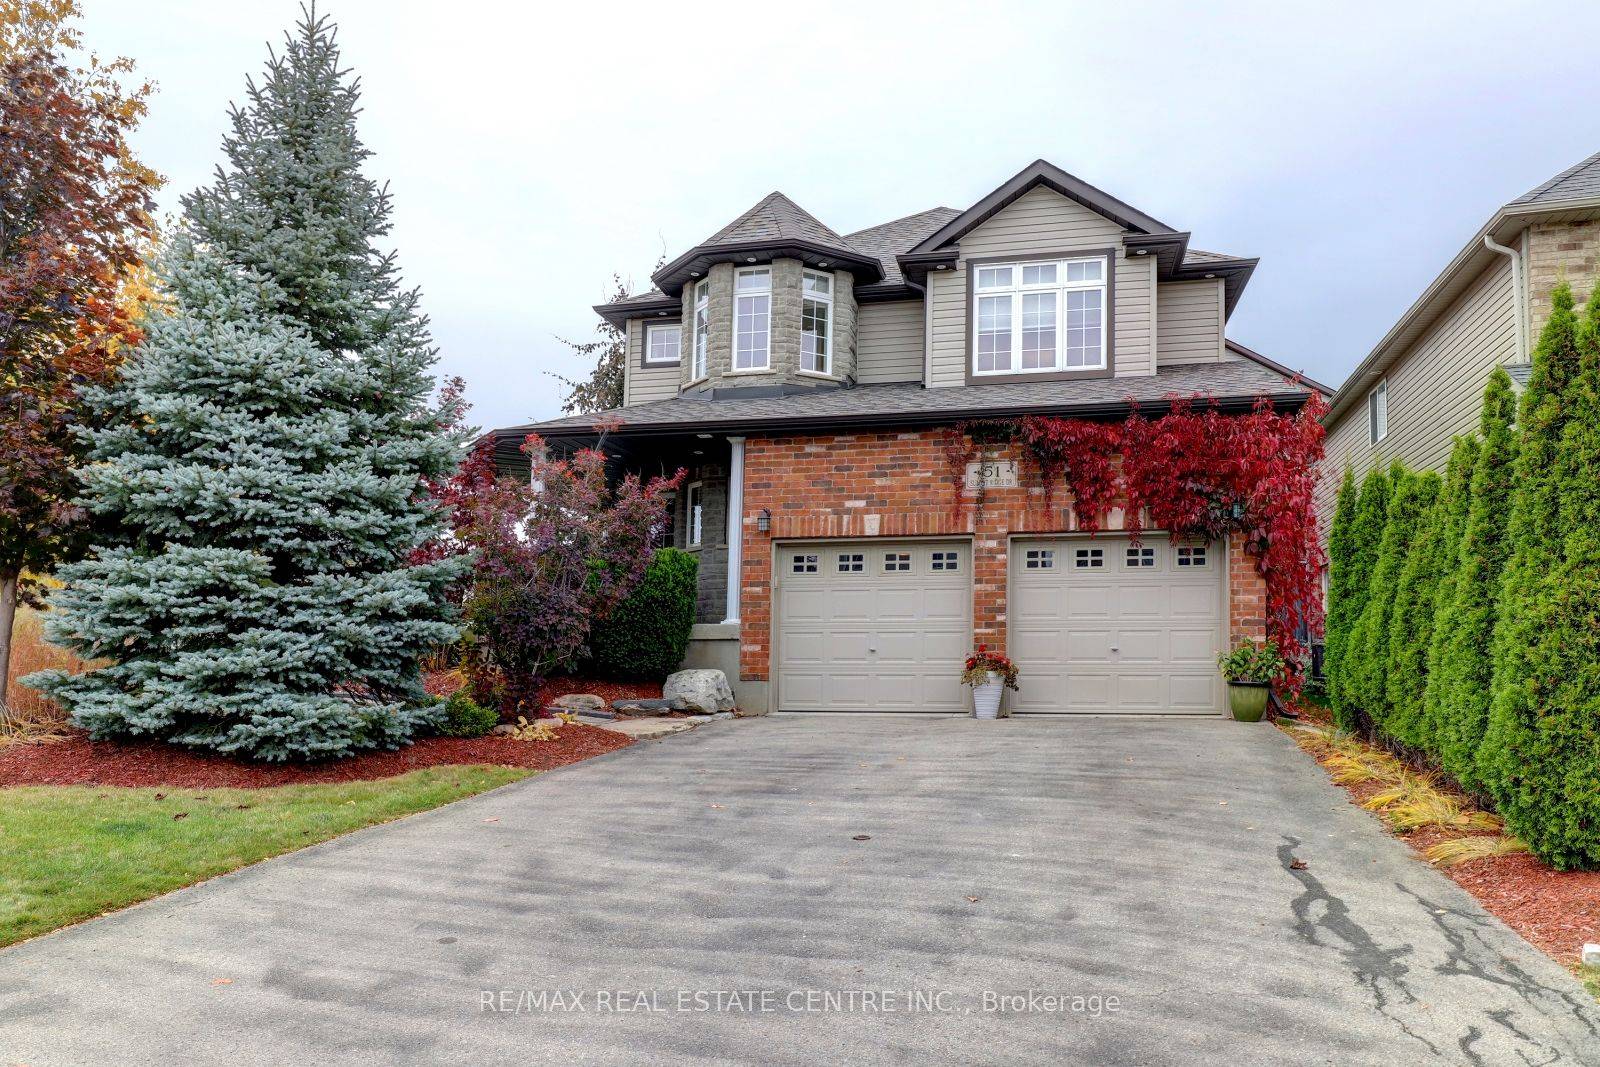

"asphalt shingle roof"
[1511, 150, 1600, 206]
[702, 191, 860, 254]
[845, 207, 962, 286]
[506, 360, 1308, 438]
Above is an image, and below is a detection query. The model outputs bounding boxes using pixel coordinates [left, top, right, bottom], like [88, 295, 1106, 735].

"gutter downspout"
[908, 278, 932, 386]
[1484, 234, 1528, 364]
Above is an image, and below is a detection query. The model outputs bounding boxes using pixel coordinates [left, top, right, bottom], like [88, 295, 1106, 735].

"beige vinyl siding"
[1156, 280, 1225, 365]
[1317, 256, 1516, 541]
[624, 318, 680, 405]
[855, 300, 924, 384]
[928, 267, 966, 387]
[928, 185, 1146, 386]
[1113, 253, 1153, 377]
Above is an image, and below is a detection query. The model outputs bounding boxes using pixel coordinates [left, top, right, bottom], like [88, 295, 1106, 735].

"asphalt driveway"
[3, 715, 1598, 1065]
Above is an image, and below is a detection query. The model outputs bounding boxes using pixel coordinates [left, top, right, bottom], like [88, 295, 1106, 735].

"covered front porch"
[494, 426, 752, 697]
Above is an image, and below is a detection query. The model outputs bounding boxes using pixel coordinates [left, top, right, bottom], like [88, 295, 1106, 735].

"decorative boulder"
[549, 693, 606, 714]
[663, 669, 735, 714]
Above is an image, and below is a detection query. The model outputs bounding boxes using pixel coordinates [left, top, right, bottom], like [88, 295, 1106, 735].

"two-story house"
[1320, 150, 1600, 534]
[494, 161, 1320, 716]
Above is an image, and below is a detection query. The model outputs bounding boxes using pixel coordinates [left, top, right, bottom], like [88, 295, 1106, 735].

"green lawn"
[1582, 965, 1600, 1002]
[0, 765, 530, 948]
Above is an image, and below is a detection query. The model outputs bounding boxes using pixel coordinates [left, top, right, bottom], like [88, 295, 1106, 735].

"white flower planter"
[971, 673, 1004, 719]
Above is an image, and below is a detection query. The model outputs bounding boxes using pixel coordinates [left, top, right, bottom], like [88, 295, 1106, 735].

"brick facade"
[1528, 218, 1600, 338]
[737, 429, 1267, 682]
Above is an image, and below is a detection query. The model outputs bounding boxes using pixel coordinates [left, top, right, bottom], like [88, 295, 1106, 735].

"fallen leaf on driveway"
[482, 817, 500, 823]
[710, 804, 724, 809]
[212, 978, 233, 986]
[965, 896, 980, 903]
[1289, 858, 1308, 870]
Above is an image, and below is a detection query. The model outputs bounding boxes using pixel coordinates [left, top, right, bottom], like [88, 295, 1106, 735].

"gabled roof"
[650, 191, 883, 297]
[907, 159, 1178, 254]
[1327, 147, 1600, 424]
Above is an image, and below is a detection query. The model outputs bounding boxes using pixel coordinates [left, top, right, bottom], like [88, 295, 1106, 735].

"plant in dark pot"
[1217, 640, 1285, 722]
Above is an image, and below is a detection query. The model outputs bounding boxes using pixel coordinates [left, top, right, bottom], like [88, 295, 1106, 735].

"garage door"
[1009, 535, 1224, 715]
[776, 540, 969, 712]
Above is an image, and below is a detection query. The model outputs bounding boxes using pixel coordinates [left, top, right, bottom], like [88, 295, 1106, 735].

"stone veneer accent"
[735, 430, 1266, 683]
[1528, 218, 1600, 338]
[673, 462, 729, 623]
[677, 259, 857, 392]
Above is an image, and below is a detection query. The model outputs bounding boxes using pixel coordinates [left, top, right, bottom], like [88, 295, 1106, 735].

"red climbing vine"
[943, 391, 1330, 687]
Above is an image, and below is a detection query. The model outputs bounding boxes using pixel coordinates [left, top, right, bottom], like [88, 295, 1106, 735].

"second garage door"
[776, 540, 969, 712]
[1009, 535, 1225, 715]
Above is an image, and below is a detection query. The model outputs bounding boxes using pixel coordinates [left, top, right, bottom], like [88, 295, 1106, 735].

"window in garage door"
[776, 541, 970, 713]
[1009, 535, 1224, 715]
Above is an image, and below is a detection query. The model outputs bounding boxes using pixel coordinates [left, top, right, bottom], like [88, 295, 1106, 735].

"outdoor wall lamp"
[757, 508, 771, 533]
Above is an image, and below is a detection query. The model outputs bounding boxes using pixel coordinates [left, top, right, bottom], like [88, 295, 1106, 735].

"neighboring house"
[494, 160, 1319, 715]
[1320, 149, 1600, 534]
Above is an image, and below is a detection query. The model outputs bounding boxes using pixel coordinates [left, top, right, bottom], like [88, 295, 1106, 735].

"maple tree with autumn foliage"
[0, 0, 160, 712]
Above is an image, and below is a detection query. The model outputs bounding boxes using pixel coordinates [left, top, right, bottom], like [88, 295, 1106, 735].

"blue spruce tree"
[28, 11, 466, 760]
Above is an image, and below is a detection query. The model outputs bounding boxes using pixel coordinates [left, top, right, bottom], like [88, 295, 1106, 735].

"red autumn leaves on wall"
[948, 391, 1331, 683]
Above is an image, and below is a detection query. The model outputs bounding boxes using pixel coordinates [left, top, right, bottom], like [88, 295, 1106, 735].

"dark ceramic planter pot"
[1227, 681, 1270, 722]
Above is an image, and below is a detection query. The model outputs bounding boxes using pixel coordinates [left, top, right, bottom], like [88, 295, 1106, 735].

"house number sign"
[964, 458, 1019, 489]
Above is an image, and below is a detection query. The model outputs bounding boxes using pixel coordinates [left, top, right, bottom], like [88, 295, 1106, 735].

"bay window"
[733, 267, 771, 370]
[971, 255, 1107, 376]
[692, 280, 709, 380]
[801, 269, 832, 375]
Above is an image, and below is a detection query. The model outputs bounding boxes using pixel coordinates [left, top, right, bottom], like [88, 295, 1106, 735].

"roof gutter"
[1482, 233, 1528, 365]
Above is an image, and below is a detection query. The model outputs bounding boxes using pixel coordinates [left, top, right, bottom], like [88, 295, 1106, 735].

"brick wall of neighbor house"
[1528, 219, 1600, 336]
[736, 430, 1267, 681]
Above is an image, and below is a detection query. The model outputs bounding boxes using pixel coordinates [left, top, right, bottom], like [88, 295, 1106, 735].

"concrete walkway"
[3, 715, 1597, 1065]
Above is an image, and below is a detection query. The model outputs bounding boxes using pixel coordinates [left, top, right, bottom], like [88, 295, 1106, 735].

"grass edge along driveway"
[0, 765, 531, 949]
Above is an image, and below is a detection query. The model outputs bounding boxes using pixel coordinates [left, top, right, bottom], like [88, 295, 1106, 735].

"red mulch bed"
[1289, 725, 1600, 968]
[0, 725, 632, 790]
[423, 670, 661, 709]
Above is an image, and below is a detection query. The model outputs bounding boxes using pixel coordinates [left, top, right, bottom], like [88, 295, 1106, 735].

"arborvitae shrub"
[1481, 283, 1600, 868]
[1331, 465, 1391, 732]
[587, 548, 699, 680]
[1349, 468, 1433, 738]
[1429, 369, 1516, 792]
[1383, 463, 1455, 751]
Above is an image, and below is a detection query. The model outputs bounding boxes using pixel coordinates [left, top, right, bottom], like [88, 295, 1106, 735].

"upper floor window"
[645, 322, 681, 365]
[692, 281, 710, 380]
[972, 256, 1106, 376]
[733, 267, 771, 371]
[1368, 379, 1388, 444]
[801, 270, 833, 375]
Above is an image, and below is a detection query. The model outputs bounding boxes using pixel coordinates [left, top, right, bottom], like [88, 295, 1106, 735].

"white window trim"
[1368, 379, 1389, 444]
[801, 269, 834, 376]
[685, 481, 704, 548]
[644, 321, 681, 365]
[732, 267, 772, 371]
[691, 281, 710, 382]
[971, 255, 1107, 377]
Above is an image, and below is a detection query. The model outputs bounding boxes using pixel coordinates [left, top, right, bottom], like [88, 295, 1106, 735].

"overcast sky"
[80, 0, 1600, 434]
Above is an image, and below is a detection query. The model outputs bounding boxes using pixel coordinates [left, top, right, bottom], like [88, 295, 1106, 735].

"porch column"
[723, 436, 745, 624]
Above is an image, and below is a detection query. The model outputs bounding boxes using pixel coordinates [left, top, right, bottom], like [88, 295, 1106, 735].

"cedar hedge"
[1327, 282, 1600, 869]
[587, 548, 699, 680]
